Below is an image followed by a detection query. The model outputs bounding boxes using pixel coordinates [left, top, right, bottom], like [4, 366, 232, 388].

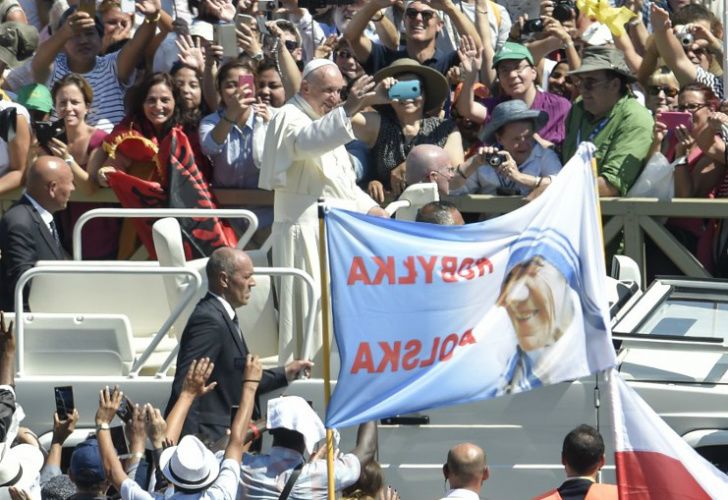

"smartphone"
[120, 0, 135, 14]
[214, 23, 239, 59]
[109, 425, 130, 456]
[54, 386, 74, 420]
[388, 80, 421, 101]
[115, 395, 134, 423]
[229, 405, 239, 426]
[236, 13, 256, 30]
[78, 0, 96, 17]
[657, 111, 693, 131]
[239, 74, 255, 96]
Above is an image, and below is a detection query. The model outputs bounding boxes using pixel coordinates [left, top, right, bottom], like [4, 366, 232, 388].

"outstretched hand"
[343, 75, 378, 116]
[181, 357, 218, 398]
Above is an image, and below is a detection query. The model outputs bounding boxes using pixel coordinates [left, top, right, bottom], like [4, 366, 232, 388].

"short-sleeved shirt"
[0, 101, 29, 177]
[561, 94, 654, 196]
[362, 42, 459, 76]
[121, 458, 241, 500]
[481, 90, 571, 146]
[239, 447, 360, 500]
[452, 142, 562, 196]
[47, 52, 128, 133]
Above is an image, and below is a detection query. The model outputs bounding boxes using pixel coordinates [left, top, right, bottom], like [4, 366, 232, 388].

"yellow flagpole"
[317, 200, 335, 500]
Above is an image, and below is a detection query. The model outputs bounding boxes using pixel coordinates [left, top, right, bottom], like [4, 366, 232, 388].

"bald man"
[165, 247, 313, 442]
[0, 156, 74, 311]
[405, 144, 455, 198]
[439, 442, 490, 499]
[416, 201, 465, 226]
[260, 60, 385, 371]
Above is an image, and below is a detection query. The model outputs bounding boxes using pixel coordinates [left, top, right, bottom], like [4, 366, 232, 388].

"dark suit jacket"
[0, 195, 65, 311]
[164, 293, 287, 441]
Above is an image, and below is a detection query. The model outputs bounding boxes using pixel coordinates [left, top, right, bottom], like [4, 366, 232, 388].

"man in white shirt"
[0, 155, 74, 311]
[438, 443, 489, 499]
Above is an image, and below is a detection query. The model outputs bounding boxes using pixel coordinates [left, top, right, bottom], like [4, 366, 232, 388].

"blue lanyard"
[577, 116, 610, 144]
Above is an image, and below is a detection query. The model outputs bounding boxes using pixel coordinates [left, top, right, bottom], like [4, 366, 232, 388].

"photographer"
[451, 100, 561, 196]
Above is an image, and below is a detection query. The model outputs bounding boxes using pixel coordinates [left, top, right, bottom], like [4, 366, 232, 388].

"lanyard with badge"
[576, 116, 610, 144]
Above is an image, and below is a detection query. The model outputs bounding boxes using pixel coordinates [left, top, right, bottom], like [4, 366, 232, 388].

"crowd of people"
[0, 0, 725, 497]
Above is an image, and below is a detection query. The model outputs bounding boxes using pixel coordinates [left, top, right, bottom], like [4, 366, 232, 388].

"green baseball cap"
[15, 83, 53, 113]
[492, 42, 534, 68]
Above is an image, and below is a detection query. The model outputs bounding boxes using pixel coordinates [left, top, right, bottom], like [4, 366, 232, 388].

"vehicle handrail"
[13, 263, 202, 377]
[154, 266, 320, 377]
[384, 199, 411, 217]
[72, 208, 259, 260]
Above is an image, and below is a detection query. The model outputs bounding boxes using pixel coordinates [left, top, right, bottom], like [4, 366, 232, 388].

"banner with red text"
[324, 143, 617, 428]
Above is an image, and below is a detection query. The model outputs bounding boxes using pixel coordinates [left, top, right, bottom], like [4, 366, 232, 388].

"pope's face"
[498, 258, 569, 351]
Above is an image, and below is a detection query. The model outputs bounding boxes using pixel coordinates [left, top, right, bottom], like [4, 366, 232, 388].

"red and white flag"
[609, 369, 728, 499]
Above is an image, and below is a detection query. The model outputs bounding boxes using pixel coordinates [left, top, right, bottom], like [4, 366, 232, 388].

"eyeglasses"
[405, 8, 436, 22]
[433, 166, 455, 176]
[284, 40, 299, 51]
[574, 77, 611, 91]
[677, 102, 707, 112]
[496, 62, 532, 77]
[648, 85, 678, 97]
[336, 50, 353, 59]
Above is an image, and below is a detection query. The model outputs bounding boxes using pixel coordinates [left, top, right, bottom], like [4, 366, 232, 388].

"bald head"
[444, 443, 488, 491]
[406, 145, 453, 196]
[207, 247, 256, 308]
[26, 156, 75, 213]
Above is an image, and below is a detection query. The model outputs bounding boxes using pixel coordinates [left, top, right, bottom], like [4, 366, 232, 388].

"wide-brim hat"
[478, 99, 548, 144]
[374, 58, 449, 117]
[568, 46, 636, 83]
[159, 435, 220, 491]
[267, 396, 326, 454]
[0, 22, 39, 68]
[0, 443, 44, 497]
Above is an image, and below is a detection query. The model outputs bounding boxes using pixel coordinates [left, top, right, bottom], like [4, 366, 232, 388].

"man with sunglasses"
[560, 46, 653, 197]
[650, 3, 723, 100]
[343, 0, 482, 76]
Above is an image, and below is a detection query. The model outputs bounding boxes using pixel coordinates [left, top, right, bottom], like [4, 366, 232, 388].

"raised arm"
[343, 0, 394, 64]
[372, 8, 400, 50]
[456, 36, 488, 123]
[431, 0, 482, 50]
[351, 421, 377, 465]
[95, 387, 127, 491]
[474, 0, 496, 86]
[650, 4, 697, 87]
[225, 354, 262, 461]
[116, 0, 165, 83]
[267, 21, 301, 98]
[32, 12, 96, 83]
[165, 358, 218, 443]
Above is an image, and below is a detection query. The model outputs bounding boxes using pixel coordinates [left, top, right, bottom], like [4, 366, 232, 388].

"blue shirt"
[362, 43, 460, 76]
[199, 110, 259, 189]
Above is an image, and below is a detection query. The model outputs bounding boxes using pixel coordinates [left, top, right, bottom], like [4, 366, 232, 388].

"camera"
[674, 25, 694, 47]
[484, 152, 505, 168]
[522, 18, 544, 34]
[33, 121, 66, 148]
[552, 0, 575, 23]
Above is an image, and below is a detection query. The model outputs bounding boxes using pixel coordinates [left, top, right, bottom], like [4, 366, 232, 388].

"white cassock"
[259, 94, 378, 368]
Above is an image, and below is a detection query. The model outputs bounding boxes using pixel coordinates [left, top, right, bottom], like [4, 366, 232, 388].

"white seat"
[28, 261, 176, 372]
[20, 313, 134, 376]
[152, 218, 280, 369]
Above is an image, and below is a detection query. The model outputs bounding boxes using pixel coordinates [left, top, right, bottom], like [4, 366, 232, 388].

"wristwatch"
[251, 52, 264, 62]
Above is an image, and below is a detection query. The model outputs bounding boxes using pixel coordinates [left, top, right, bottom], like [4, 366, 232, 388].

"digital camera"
[674, 25, 694, 47]
[484, 152, 505, 168]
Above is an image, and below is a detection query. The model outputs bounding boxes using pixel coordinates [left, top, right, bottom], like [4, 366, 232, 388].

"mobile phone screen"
[238, 74, 255, 95]
[214, 23, 238, 58]
[54, 386, 74, 420]
[229, 405, 239, 427]
[109, 425, 130, 456]
[79, 0, 96, 17]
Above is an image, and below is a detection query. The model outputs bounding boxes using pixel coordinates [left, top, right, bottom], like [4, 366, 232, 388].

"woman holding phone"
[198, 59, 275, 236]
[349, 58, 463, 203]
[46, 74, 121, 259]
[646, 83, 724, 273]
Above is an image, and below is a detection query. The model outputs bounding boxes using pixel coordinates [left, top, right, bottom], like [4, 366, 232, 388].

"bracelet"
[456, 165, 467, 179]
[371, 12, 384, 22]
[221, 114, 236, 125]
[243, 379, 261, 384]
[64, 155, 74, 166]
[476, 9, 488, 14]
[131, 451, 145, 460]
[248, 422, 261, 440]
[144, 11, 161, 24]
[96, 422, 110, 431]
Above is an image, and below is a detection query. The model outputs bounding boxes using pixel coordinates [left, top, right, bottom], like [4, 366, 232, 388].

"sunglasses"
[648, 85, 678, 97]
[405, 8, 436, 22]
[677, 102, 707, 112]
[284, 40, 299, 51]
[336, 50, 353, 59]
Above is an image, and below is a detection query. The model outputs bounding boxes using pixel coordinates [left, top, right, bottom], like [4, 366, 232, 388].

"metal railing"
[14, 263, 202, 377]
[72, 208, 259, 260]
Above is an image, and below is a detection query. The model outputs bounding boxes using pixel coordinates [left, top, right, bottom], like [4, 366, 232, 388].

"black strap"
[278, 462, 304, 500]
